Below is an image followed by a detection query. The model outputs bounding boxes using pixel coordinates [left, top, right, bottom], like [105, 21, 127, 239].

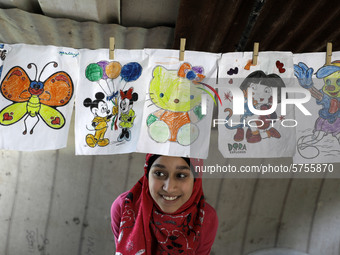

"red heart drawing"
[51, 117, 60, 125]
[276, 61, 286, 73]
[3, 112, 13, 121]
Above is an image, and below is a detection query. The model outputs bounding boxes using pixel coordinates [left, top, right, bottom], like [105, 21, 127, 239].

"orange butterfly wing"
[1, 66, 31, 102]
[40, 71, 73, 106]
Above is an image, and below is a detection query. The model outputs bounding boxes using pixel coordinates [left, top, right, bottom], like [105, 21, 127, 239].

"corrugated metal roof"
[1, 0, 339, 54]
[173, 0, 340, 53]
[0, 8, 174, 49]
[246, 0, 340, 52]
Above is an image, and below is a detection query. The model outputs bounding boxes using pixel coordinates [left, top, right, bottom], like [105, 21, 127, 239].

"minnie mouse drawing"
[117, 87, 138, 142]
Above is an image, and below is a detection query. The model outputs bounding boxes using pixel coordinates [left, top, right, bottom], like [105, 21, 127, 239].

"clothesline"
[0, 43, 339, 164]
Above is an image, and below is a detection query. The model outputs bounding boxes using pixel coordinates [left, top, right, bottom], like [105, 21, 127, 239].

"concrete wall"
[0, 8, 340, 255]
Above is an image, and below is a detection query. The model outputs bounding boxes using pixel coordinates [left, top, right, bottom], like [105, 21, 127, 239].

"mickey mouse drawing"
[117, 87, 138, 142]
[84, 92, 113, 147]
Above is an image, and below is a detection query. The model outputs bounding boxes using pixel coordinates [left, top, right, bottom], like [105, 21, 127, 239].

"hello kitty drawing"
[146, 63, 206, 146]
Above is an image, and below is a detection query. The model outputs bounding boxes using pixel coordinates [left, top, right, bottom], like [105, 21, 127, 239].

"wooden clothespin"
[179, 38, 186, 61]
[326, 42, 332, 65]
[252, 42, 259, 65]
[109, 37, 115, 60]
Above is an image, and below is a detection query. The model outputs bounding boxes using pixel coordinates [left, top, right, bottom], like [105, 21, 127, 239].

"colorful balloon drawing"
[85, 63, 103, 82]
[97, 61, 109, 79]
[120, 62, 142, 82]
[106, 61, 122, 79]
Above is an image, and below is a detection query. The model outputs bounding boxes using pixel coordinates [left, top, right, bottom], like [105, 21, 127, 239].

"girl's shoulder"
[111, 191, 130, 244]
[203, 202, 218, 225]
[111, 191, 130, 219]
[112, 191, 130, 210]
[196, 202, 218, 254]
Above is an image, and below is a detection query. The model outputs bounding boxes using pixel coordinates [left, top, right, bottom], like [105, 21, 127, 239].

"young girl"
[111, 154, 218, 255]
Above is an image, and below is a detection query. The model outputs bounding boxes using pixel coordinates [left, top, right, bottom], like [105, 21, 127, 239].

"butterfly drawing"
[0, 61, 73, 134]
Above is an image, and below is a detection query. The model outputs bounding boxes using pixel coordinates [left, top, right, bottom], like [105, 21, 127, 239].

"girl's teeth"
[163, 195, 177, 201]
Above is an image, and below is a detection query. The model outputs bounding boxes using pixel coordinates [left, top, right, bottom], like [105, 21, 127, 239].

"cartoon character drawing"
[117, 87, 138, 142]
[224, 70, 285, 143]
[146, 63, 207, 146]
[294, 61, 340, 158]
[85, 61, 143, 134]
[83, 92, 113, 147]
[0, 62, 73, 134]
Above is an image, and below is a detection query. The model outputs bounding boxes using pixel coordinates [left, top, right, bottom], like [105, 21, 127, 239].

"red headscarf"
[115, 154, 205, 254]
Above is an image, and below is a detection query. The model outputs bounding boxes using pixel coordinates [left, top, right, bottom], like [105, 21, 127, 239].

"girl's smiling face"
[249, 82, 272, 105]
[148, 156, 194, 214]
